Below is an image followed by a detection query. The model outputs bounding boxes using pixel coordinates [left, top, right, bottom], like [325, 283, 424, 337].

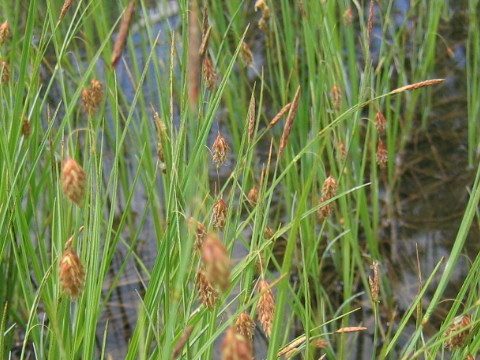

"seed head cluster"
[318, 176, 338, 221]
[257, 280, 275, 337]
[0, 21, 11, 44]
[201, 233, 230, 292]
[212, 132, 229, 167]
[221, 327, 253, 360]
[62, 158, 87, 207]
[59, 248, 85, 299]
[82, 78, 104, 115]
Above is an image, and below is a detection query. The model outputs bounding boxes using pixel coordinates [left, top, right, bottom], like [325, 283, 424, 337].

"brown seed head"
[213, 198, 228, 231]
[221, 327, 253, 360]
[59, 248, 85, 298]
[188, 0, 201, 110]
[268, 102, 292, 128]
[369, 261, 380, 302]
[279, 86, 301, 155]
[444, 315, 471, 350]
[201, 233, 230, 291]
[0, 21, 11, 44]
[188, 217, 207, 250]
[81, 88, 94, 114]
[1, 60, 9, 84]
[248, 95, 256, 143]
[240, 42, 253, 67]
[318, 195, 334, 222]
[203, 55, 216, 91]
[235, 312, 255, 341]
[255, 0, 270, 31]
[330, 85, 341, 110]
[337, 140, 346, 161]
[375, 111, 386, 135]
[248, 187, 259, 206]
[376, 140, 388, 169]
[322, 176, 338, 199]
[264, 226, 274, 240]
[257, 280, 275, 337]
[22, 117, 31, 138]
[343, 8, 354, 26]
[212, 132, 229, 167]
[111, 1, 135, 68]
[196, 268, 218, 309]
[62, 158, 87, 206]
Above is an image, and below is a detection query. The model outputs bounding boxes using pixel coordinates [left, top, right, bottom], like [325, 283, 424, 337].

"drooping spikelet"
[444, 315, 471, 350]
[279, 86, 301, 155]
[58, 0, 72, 24]
[235, 312, 255, 341]
[376, 140, 388, 169]
[59, 248, 85, 298]
[213, 198, 228, 231]
[111, 1, 135, 68]
[343, 8, 354, 26]
[172, 326, 194, 359]
[240, 42, 253, 67]
[1, 60, 9, 84]
[257, 280, 275, 337]
[196, 268, 218, 309]
[248, 187, 259, 206]
[268, 102, 292, 128]
[221, 327, 253, 360]
[201, 233, 230, 291]
[255, 0, 271, 32]
[188, 0, 201, 110]
[0, 21, 11, 44]
[375, 111, 386, 135]
[189, 217, 207, 250]
[22, 117, 31, 138]
[248, 94, 255, 143]
[203, 55, 216, 91]
[212, 132, 229, 167]
[62, 158, 87, 206]
[367, 0, 374, 44]
[330, 85, 341, 111]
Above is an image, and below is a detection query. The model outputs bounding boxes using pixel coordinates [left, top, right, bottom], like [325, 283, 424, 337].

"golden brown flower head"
[212, 132, 229, 167]
[375, 111, 386, 135]
[1, 60, 9, 84]
[0, 21, 11, 44]
[343, 8, 354, 26]
[221, 327, 253, 360]
[248, 187, 259, 206]
[201, 233, 230, 292]
[235, 312, 255, 341]
[330, 85, 341, 110]
[255, 0, 271, 32]
[369, 261, 380, 302]
[90, 78, 104, 107]
[444, 315, 471, 350]
[318, 195, 334, 222]
[196, 268, 218, 309]
[240, 42, 253, 67]
[188, 217, 207, 250]
[337, 140, 346, 161]
[376, 139, 388, 169]
[62, 158, 87, 206]
[213, 198, 228, 231]
[22, 117, 31, 138]
[59, 248, 85, 298]
[264, 226, 274, 240]
[257, 280, 275, 337]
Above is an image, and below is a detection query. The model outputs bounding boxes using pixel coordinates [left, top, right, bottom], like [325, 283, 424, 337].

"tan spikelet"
[188, 217, 207, 250]
[444, 315, 471, 350]
[212, 132, 229, 167]
[375, 110, 386, 135]
[198, 26, 211, 59]
[367, 0, 374, 43]
[376, 139, 387, 169]
[369, 260, 380, 302]
[240, 42, 253, 67]
[343, 8, 354, 26]
[172, 326, 194, 359]
[278, 336, 306, 357]
[22, 117, 31, 138]
[330, 85, 341, 110]
[335, 326, 367, 334]
[111, 1, 135, 68]
[391, 79, 444, 94]
[268, 103, 292, 128]
[248, 94, 255, 143]
[279, 86, 301, 155]
[213, 198, 227, 231]
[58, 0, 72, 24]
[203, 55, 216, 91]
[1, 60, 9, 84]
[257, 280, 275, 337]
[247, 187, 259, 206]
